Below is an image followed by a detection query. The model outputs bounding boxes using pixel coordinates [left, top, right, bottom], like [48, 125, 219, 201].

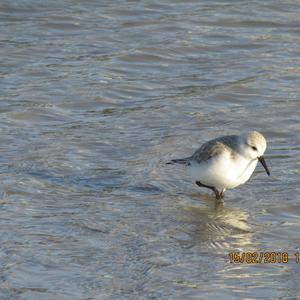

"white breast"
[190, 152, 258, 189]
[234, 158, 258, 186]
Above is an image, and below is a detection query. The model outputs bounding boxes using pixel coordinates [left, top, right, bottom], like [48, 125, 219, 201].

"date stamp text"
[228, 252, 300, 264]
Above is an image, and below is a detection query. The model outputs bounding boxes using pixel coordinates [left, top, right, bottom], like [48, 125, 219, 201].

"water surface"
[0, 0, 300, 299]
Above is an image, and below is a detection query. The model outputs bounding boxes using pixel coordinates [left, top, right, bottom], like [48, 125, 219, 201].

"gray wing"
[192, 135, 239, 163]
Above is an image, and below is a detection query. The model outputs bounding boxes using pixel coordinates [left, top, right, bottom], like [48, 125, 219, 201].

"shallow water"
[0, 0, 300, 299]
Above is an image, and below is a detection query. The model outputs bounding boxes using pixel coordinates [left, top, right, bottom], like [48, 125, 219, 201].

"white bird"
[167, 131, 270, 199]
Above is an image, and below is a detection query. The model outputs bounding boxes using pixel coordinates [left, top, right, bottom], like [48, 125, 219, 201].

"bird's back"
[192, 135, 240, 163]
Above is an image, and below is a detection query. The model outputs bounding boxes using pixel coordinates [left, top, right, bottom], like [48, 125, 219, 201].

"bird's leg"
[213, 188, 227, 200]
[196, 181, 220, 199]
[195, 181, 214, 191]
[213, 188, 221, 199]
[219, 188, 226, 198]
[195, 181, 225, 199]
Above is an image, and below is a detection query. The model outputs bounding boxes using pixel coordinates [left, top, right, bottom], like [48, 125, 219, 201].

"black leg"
[195, 181, 214, 191]
[213, 188, 221, 199]
[219, 189, 226, 198]
[196, 181, 221, 199]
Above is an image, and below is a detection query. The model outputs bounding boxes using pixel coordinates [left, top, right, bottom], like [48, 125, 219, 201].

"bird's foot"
[214, 188, 225, 200]
[213, 188, 221, 199]
[196, 181, 225, 200]
[219, 188, 226, 199]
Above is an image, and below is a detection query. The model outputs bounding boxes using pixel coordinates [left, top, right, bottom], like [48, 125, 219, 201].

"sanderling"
[167, 131, 270, 199]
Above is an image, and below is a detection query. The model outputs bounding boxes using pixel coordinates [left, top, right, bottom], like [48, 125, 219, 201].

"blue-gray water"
[1, 1, 300, 299]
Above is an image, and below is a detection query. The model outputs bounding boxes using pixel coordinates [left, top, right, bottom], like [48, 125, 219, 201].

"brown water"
[0, 1, 300, 299]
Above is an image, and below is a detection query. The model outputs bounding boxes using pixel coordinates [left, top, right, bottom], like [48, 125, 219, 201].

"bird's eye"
[251, 146, 257, 151]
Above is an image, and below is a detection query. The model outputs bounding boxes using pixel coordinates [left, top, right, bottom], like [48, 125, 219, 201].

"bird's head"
[241, 131, 270, 176]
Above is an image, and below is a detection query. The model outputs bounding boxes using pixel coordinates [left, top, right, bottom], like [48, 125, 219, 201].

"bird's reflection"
[173, 193, 255, 251]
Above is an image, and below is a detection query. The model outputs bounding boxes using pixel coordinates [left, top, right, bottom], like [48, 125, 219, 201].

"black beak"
[258, 156, 270, 176]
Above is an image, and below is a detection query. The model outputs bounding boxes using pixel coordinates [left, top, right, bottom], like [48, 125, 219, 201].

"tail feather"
[166, 157, 191, 165]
